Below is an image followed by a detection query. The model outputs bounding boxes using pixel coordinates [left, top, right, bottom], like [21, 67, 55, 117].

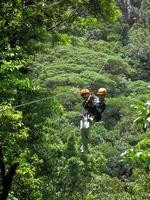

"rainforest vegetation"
[0, 0, 150, 199]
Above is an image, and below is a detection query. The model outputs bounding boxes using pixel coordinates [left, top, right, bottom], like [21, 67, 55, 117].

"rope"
[0, 91, 73, 113]
[90, 28, 123, 87]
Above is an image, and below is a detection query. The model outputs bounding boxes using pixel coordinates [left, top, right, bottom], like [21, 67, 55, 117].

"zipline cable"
[0, 89, 76, 113]
[90, 28, 123, 87]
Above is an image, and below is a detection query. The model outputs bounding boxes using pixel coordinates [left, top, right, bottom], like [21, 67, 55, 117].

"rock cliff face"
[116, 0, 143, 24]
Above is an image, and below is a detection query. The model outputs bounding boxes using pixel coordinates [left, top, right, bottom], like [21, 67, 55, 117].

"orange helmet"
[97, 88, 107, 96]
[80, 88, 90, 95]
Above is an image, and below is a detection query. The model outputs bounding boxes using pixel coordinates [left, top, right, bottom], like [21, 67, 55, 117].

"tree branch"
[47, 7, 81, 31]
[0, 144, 5, 181]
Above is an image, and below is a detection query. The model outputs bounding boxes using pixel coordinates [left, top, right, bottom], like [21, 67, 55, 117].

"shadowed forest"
[0, 0, 150, 199]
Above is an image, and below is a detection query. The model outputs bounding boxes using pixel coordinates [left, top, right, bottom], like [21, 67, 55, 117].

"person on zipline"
[80, 88, 107, 122]
[96, 87, 107, 114]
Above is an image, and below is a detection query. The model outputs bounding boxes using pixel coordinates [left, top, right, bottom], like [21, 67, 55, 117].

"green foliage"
[122, 139, 150, 170]
[27, 22, 150, 197]
[129, 168, 150, 199]
[86, 174, 129, 200]
[11, 150, 43, 200]
[31, 42, 132, 98]
[126, 26, 150, 80]
[0, 0, 120, 50]
[0, 105, 28, 161]
[128, 80, 150, 101]
[0, 104, 42, 199]
[88, 0, 121, 20]
[132, 102, 150, 131]
[1, 0, 150, 199]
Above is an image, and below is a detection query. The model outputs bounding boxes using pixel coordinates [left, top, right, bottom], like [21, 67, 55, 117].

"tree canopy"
[0, 0, 150, 199]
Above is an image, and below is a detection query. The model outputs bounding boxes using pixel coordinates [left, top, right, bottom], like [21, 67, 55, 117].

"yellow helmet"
[80, 88, 90, 95]
[97, 88, 107, 96]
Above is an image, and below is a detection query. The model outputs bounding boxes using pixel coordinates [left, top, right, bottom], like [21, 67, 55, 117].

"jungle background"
[0, 0, 150, 199]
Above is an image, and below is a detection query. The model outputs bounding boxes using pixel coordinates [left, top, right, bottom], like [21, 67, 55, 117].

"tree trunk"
[0, 145, 19, 200]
